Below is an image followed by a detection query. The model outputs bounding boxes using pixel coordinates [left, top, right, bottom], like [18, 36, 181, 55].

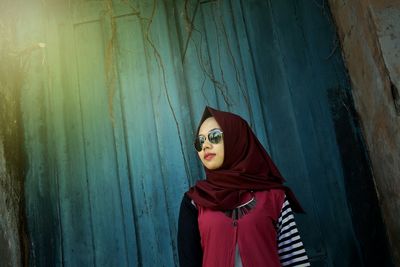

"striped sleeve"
[276, 196, 310, 267]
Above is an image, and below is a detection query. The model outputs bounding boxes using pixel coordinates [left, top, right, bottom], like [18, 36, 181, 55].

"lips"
[204, 153, 216, 161]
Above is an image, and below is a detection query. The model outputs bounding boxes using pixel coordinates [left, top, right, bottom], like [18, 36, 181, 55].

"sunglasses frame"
[194, 128, 224, 152]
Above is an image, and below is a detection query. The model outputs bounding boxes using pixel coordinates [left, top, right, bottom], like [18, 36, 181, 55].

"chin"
[205, 163, 221, 170]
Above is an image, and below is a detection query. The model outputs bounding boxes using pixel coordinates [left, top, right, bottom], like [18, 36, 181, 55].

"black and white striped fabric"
[277, 197, 310, 267]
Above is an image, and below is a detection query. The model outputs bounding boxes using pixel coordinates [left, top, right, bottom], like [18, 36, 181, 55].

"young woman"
[178, 106, 310, 267]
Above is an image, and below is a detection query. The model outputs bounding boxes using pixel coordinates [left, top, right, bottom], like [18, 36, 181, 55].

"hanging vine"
[183, 0, 233, 107]
[100, 0, 194, 181]
[141, 0, 193, 181]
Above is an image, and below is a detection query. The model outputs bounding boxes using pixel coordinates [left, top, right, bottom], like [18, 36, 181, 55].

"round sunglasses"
[194, 128, 224, 152]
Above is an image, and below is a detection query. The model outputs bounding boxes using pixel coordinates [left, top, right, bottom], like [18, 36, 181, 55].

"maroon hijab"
[187, 106, 304, 213]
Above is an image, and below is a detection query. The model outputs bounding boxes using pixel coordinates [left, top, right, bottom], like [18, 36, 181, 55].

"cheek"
[218, 152, 224, 165]
[198, 152, 206, 165]
[218, 144, 224, 160]
[215, 145, 224, 166]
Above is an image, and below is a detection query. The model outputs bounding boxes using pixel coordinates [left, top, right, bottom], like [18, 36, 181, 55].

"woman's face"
[197, 117, 224, 170]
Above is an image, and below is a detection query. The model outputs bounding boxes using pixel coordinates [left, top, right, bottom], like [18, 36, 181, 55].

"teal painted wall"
[17, 0, 373, 266]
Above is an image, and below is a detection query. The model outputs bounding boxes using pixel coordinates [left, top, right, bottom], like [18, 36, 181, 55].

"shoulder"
[256, 189, 285, 203]
[182, 192, 191, 203]
[180, 193, 198, 212]
[255, 190, 286, 218]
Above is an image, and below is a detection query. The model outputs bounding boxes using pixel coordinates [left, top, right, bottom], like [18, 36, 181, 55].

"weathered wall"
[0, 1, 28, 265]
[0, 56, 25, 267]
[14, 0, 387, 266]
[328, 0, 400, 265]
[0, 140, 22, 267]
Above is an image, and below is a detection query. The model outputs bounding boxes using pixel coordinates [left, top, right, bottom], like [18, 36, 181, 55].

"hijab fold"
[187, 106, 304, 213]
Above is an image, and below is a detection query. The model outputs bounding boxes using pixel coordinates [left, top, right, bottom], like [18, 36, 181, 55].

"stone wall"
[0, 140, 22, 267]
[328, 0, 400, 265]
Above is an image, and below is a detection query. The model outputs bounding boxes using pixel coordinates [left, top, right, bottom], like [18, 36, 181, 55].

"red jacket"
[197, 190, 285, 267]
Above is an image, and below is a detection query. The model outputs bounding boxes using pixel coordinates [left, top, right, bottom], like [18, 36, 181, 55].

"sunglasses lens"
[194, 136, 205, 152]
[209, 130, 223, 144]
[194, 130, 223, 151]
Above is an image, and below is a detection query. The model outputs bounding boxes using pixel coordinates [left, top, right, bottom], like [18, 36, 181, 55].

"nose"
[202, 138, 212, 150]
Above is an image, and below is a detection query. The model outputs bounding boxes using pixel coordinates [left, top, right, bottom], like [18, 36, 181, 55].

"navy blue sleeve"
[177, 193, 203, 267]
